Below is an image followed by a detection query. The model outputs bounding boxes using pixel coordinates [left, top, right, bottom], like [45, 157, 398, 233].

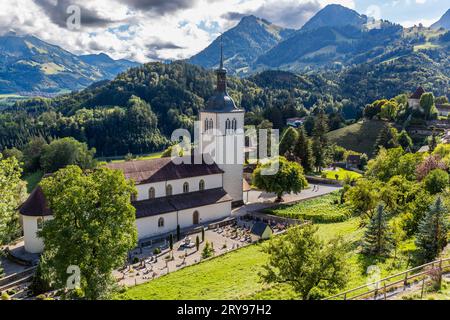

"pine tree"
[312, 110, 329, 172]
[279, 127, 299, 156]
[415, 197, 448, 262]
[294, 126, 314, 173]
[362, 205, 393, 256]
[373, 124, 399, 155]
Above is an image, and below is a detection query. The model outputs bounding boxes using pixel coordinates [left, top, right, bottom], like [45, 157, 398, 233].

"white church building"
[19, 50, 245, 254]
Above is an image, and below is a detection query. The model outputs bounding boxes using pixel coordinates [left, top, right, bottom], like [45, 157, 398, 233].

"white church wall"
[135, 174, 223, 201]
[22, 215, 53, 254]
[177, 201, 232, 229]
[136, 212, 178, 240]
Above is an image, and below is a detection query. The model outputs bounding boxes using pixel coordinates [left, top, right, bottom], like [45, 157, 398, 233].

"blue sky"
[0, 0, 449, 62]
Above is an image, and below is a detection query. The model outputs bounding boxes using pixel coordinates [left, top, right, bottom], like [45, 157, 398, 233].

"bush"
[1, 292, 11, 300]
[424, 169, 449, 195]
[201, 242, 215, 259]
[153, 248, 161, 255]
[132, 256, 140, 264]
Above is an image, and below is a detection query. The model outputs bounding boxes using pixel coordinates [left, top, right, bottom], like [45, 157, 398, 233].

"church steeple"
[216, 35, 227, 92]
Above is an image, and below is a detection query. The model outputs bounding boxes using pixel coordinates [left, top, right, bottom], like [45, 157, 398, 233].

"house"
[408, 86, 425, 110]
[436, 104, 450, 117]
[20, 47, 245, 254]
[286, 117, 305, 128]
[346, 155, 361, 169]
[251, 222, 273, 241]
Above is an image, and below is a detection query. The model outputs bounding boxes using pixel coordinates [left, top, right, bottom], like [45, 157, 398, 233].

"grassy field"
[327, 120, 388, 156]
[264, 192, 351, 223]
[117, 214, 416, 300]
[97, 151, 163, 164]
[323, 168, 362, 181]
[23, 171, 44, 193]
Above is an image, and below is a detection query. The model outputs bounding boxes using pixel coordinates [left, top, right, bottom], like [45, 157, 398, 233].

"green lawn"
[117, 214, 417, 300]
[264, 192, 351, 223]
[327, 120, 388, 156]
[323, 168, 362, 181]
[23, 171, 44, 193]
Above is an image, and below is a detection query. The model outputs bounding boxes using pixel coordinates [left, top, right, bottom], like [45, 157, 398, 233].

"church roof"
[19, 187, 52, 217]
[106, 155, 224, 185]
[411, 86, 425, 99]
[133, 188, 232, 219]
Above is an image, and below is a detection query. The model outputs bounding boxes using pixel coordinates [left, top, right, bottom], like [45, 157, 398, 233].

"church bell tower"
[200, 38, 245, 206]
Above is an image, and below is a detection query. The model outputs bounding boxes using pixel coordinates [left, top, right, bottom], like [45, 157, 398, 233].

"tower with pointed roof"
[200, 38, 245, 206]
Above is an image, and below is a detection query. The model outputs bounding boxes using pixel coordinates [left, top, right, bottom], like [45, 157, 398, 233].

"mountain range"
[0, 34, 138, 94]
[191, 4, 450, 75]
[431, 9, 450, 30]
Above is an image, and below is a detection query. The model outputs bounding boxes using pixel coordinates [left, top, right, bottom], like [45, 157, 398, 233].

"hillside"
[431, 9, 450, 30]
[326, 120, 389, 156]
[0, 34, 138, 94]
[189, 15, 294, 76]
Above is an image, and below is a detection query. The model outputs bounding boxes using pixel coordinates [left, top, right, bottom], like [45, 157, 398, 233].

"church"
[19, 50, 245, 254]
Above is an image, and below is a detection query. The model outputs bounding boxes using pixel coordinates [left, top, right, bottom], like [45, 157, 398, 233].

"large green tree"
[39, 166, 138, 299]
[362, 205, 393, 256]
[420, 92, 438, 120]
[253, 157, 307, 202]
[279, 127, 299, 156]
[0, 154, 26, 246]
[261, 224, 348, 300]
[311, 111, 329, 172]
[415, 197, 448, 262]
[40, 137, 97, 173]
[294, 126, 314, 173]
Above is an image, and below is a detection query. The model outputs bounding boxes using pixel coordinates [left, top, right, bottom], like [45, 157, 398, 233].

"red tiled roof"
[106, 155, 224, 185]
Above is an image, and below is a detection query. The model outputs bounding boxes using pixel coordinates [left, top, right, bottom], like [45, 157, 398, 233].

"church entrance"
[193, 211, 199, 225]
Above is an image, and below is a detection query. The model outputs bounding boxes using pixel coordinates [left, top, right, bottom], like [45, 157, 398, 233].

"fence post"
[384, 282, 387, 300]
[420, 277, 426, 299]
[403, 271, 408, 290]
[438, 259, 443, 289]
[343, 293, 347, 301]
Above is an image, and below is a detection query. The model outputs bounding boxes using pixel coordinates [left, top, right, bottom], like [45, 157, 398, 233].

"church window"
[205, 118, 209, 132]
[232, 118, 237, 131]
[226, 118, 231, 131]
[166, 184, 173, 196]
[199, 179, 205, 191]
[158, 218, 165, 228]
[183, 182, 189, 193]
[209, 119, 213, 131]
[193, 211, 200, 225]
[149, 187, 155, 199]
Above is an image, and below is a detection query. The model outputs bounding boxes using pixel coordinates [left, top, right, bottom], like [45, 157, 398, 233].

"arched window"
[148, 187, 155, 199]
[131, 193, 137, 202]
[199, 179, 205, 191]
[183, 182, 189, 193]
[205, 118, 209, 132]
[193, 211, 200, 225]
[158, 217, 165, 228]
[232, 118, 237, 131]
[37, 217, 44, 230]
[209, 119, 213, 131]
[166, 184, 173, 196]
[226, 118, 231, 131]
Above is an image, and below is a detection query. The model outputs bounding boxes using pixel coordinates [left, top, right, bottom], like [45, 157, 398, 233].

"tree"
[201, 227, 205, 242]
[1, 148, 23, 163]
[294, 127, 314, 172]
[169, 234, 174, 252]
[40, 137, 97, 173]
[362, 205, 393, 256]
[374, 125, 399, 154]
[416, 155, 447, 181]
[39, 166, 138, 299]
[312, 111, 329, 172]
[196, 235, 200, 252]
[397, 130, 413, 151]
[22, 137, 48, 173]
[0, 154, 26, 246]
[279, 127, 298, 156]
[260, 224, 348, 300]
[423, 169, 449, 195]
[345, 179, 380, 219]
[415, 197, 448, 262]
[420, 92, 438, 120]
[253, 157, 308, 202]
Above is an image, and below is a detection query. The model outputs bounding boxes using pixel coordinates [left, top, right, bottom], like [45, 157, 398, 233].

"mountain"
[79, 53, 138, 77]
[0, 34, 138, 94]
[300, 4, 367, 31]
[189, 15, 294, 75]
[431, 9, 450, 30]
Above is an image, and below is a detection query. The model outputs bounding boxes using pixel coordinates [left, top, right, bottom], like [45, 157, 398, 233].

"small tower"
[200, 38, 245, 206]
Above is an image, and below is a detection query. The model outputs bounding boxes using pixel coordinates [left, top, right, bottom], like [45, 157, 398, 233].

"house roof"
[437, 104, 450, 111]
[251, 222, 271, 237]
[410, 86, 425, 99]
[106, 155, 224, 185]
[21, 187, 232, 219]
[133, 188, 232, 219]
[347, 155, 361, 162]
[19, 187, 52, 217]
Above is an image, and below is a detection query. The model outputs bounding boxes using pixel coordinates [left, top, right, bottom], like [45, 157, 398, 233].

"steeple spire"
[216, 33, 227, 92]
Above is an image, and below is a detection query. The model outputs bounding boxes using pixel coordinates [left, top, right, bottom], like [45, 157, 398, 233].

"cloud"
[117, 0, 199, 15]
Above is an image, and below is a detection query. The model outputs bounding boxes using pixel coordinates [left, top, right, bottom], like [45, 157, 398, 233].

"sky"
[0, 0, 448, 63]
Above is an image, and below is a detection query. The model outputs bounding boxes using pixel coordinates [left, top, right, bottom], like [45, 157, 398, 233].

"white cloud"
[0, 0, 357, 63]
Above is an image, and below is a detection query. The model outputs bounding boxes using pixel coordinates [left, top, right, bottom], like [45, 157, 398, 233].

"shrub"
[153, 248, 161, 255]
[1, 292, 11, 300]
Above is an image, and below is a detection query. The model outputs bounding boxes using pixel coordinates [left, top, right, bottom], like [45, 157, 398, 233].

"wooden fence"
[325, 258, 450, 300]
